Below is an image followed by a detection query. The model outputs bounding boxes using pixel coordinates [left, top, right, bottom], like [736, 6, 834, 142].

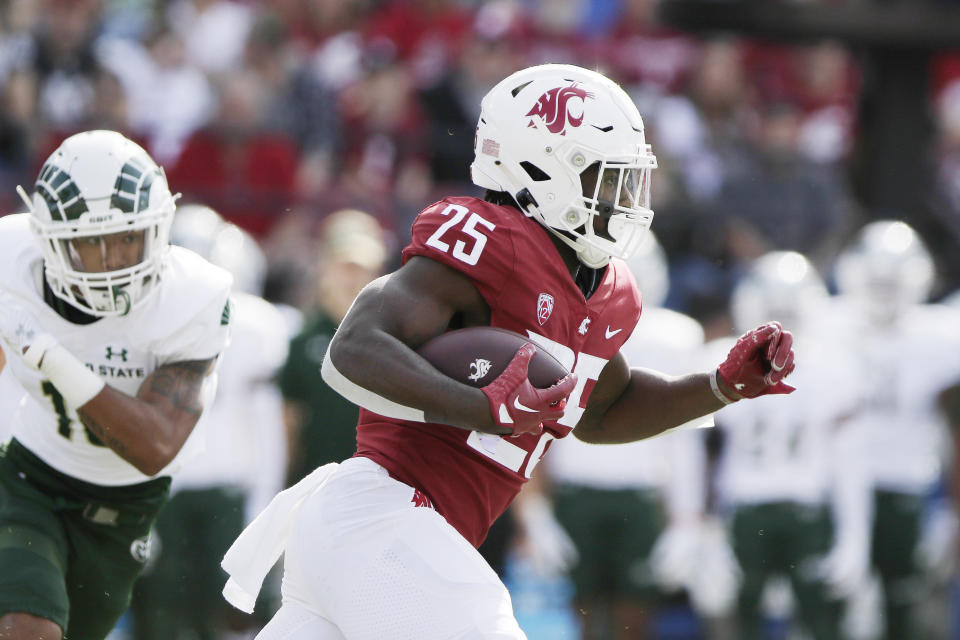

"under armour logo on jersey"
[525, 84, 594, 135]
[578, 317, 591, 335]
[537, 293, 555, 326]
[468, 358, 492, 382]
[411, 489, 433, 509]
[105, 346, 128, 362]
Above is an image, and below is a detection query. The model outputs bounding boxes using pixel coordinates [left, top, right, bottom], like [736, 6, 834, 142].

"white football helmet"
[168, 203, 224, 261]
[732, 251, 828, 333]
[18, 130, 177, 317]
[471, 64, 658, 268]
[171, 204, 267, 296]
[834, 220, 935, 324]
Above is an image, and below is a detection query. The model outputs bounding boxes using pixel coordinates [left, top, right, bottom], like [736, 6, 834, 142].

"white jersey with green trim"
[706, 330, 862, 506]
[839, 301, 960, 493]
[0, 213, 232, 486]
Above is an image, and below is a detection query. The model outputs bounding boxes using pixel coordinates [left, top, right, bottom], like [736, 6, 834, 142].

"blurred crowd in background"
[3, 0, 960, 639]
[3, 0, 960, 320]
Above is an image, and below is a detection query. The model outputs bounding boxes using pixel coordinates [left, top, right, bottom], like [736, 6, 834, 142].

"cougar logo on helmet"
[525, 85, 594, 135]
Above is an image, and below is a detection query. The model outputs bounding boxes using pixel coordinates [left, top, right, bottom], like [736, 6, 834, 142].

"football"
[416, 327, 570, 389]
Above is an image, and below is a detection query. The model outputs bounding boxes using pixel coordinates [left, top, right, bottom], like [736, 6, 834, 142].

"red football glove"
[714, 322, 796, 403]
[481, 343, 578, 437]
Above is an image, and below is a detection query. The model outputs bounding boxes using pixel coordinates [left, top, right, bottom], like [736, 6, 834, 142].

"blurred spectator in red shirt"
[363, 0, 473, 85]
[269, 0, 371, 51]
[243, 13, 342, 204]
[335, 37, 430, 231]
[744, 40, 859, 165]
[168, 70, 299, 237]
[585, 0, 700, 109]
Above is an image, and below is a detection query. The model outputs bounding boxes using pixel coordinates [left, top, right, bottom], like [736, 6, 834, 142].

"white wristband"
[22, 333, 58, 370]
[710, 369, 736, 405]
[38, 342, 106, 409]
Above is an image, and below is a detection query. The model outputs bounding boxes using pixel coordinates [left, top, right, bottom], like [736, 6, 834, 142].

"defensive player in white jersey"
[221, 64, 797, 640]
[0, 130, 232, 640]
[701, 251, 870, 640]
[131, 205, 289, 640]
[832, 220, 960, 640]
[546, 231, 708, 639]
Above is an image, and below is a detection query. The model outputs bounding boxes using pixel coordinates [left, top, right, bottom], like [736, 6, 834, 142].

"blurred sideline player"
[832, 220, 960, 640]
[220, 63, 797, 640]
[131, 205, 289, 640]
[545, 231, 708, 639]
[699, 251, 870, 640]
[0, 130, 232, 640]
[278, 208, 387, 488]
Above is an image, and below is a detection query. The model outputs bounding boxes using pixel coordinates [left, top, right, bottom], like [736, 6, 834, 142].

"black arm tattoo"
[77, 411, 128, 456]
[143, 358, 215, 415]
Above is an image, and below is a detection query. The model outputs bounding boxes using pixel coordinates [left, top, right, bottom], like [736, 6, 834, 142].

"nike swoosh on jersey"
[498, 404, 514, 424]
[513, 397, 537, 413]
[604, 326, 622, 339]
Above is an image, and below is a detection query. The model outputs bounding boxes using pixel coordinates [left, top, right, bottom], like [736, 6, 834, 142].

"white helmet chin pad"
[18, 130, 177, 317]
[471, 64, 657, 268]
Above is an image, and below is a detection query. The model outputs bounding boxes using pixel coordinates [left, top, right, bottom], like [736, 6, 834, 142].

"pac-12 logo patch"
[526, 84, 594, 135]
[537, 293, 554, 326]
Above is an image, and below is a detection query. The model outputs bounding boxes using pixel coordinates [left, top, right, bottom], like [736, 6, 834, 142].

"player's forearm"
[326, 328, 504, 434]
[76, 386, 189, 475]
[578, 368, 723, 444]
[73, 357, 213, 475]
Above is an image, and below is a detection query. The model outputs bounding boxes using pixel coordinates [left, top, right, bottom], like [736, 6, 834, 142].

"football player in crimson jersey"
[222, 64, 796, 640]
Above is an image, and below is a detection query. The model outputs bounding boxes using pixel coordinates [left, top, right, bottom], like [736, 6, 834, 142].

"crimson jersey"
[355, 197, 642, 547]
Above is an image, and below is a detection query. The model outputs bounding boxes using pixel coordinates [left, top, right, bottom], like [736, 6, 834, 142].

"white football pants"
[255, 456, 527, 640]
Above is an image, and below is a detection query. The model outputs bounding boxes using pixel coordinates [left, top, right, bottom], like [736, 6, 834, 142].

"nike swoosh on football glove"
[482, 343, 578, 437]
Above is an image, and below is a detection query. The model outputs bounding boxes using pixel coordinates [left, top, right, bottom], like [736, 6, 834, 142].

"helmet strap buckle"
[515, 188, 539, 214]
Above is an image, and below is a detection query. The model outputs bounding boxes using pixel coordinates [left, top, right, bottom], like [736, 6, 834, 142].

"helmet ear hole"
[519, 161, 551, 182]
